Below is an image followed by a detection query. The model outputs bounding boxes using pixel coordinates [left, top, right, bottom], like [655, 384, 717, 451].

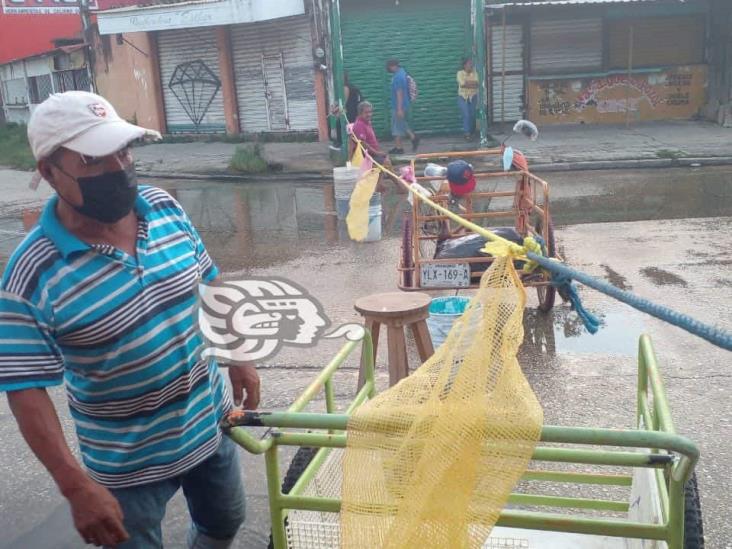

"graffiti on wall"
[168, 60, 221, 128]
[575, 75, 663, 113]
[529, 66, 707, 124]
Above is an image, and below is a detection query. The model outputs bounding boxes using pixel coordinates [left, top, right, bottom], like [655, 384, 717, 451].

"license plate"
[420, 263, 471, 288]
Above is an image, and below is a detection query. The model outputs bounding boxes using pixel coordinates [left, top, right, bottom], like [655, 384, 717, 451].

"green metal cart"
[223, 332, 704, 549]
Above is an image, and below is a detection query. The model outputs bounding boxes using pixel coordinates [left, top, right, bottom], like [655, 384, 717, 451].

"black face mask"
[57, 165, 139, 224]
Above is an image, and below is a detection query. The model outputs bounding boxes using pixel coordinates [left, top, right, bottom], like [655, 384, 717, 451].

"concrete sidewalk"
[131, 120, 732, 179]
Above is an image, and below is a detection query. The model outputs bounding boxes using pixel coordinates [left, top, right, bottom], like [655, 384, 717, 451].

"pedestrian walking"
[335, 72, 364, 146]
[0, 91, 259, 548]
[386, 59, 420, 154]
[344, 72, 363, 125]
[457, 57, 479, 140]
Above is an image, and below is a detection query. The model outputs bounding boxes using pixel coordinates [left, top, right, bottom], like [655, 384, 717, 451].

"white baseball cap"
[27, 91, 161, 189]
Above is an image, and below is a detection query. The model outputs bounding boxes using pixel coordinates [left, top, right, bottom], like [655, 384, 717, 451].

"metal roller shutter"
[489, 24, 525, 123]
[157, 27, 226, 134]
[530, 18, 603, 75]
[341, 0, 471, 137]
[231, 15, 317, 133]
[608, 16, 705, 69]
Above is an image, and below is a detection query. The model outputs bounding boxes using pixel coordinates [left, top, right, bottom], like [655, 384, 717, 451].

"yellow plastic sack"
[346, 168, 380, 242]
[351, 143, 365, 167]
[341, 256, 543, 548]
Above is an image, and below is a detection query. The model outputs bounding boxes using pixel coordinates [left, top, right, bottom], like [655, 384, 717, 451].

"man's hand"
[65, 476, 128, 547]
[396, 108, 405, 119]
[229, 363, 260, 409]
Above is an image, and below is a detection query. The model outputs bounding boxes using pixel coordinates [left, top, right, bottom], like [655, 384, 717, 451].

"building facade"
[0, 2, 92, 124]
[485, 0, 724, 126]
[338, 0, 473, 137]
[95, 0, 329, 139]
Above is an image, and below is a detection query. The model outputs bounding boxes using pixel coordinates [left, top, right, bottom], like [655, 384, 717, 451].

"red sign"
[1, 0, 98, 14]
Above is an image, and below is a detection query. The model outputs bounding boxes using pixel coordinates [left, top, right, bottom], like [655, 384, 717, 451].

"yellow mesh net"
[340, 256, 543, 548]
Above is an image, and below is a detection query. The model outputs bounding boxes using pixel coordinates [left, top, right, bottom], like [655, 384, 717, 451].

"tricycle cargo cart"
[223, 332, 704, 549]
[398, 149, 558, 312]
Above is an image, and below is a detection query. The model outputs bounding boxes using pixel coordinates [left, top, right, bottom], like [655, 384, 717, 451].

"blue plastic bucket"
[426, 296, 472, 349]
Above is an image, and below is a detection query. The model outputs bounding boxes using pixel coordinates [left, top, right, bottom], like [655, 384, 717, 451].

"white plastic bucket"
[364, 202, 383, 242]
[338, 191, 382, 224]
[333, 167, 360, 219]
[426, 296, 472, 349]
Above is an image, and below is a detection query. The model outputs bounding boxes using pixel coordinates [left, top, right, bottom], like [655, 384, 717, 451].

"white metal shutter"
[530, 18, 603, 74]
[490, 24, 524, 122]
[3, 78, 27, 105]
[231, 15, 317, 133]
[157, 27, 226, 133]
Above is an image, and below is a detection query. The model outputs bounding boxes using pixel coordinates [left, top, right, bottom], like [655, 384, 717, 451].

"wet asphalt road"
[0, 166, 730, 548]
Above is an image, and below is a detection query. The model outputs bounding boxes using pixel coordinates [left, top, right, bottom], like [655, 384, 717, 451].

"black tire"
[268, 447, 319, 549]
[535, 218, 557, 312]
[401, 213, 414, 288]
[684, 473, 705, 548]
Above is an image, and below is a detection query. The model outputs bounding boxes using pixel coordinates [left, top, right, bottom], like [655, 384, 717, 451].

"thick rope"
[528, 253, 732, 351]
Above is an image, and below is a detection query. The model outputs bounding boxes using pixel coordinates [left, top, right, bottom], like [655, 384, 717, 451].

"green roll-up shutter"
[341, 0, 471, 137]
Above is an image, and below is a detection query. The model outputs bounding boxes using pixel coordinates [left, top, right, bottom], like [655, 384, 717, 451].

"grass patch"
[229, 144, 270, 174]
[0, 123, 35, 170]
[655, 149, 685, 160]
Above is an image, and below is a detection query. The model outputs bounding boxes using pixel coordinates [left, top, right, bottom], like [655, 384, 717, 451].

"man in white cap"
[0, 91, 259, 547]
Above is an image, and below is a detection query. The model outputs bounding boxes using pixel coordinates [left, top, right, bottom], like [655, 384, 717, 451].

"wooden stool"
[354, 292, 434, 388]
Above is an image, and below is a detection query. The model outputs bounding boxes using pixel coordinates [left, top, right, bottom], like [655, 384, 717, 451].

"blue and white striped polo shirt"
[0, 186, 232, 488]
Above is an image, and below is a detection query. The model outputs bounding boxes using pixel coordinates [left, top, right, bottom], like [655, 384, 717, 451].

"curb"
[140, 170, 330, 182]
[137, 156, 732, 182]
[530, 156, 732, 173]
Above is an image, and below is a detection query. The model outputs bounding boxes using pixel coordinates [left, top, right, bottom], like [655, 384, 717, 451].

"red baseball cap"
[446, 160, 476, 196]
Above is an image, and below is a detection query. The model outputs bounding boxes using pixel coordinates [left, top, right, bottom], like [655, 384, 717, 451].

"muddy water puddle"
[523, 307, 646, 357]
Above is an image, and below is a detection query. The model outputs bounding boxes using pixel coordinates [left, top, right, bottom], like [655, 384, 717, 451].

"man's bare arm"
[7, 388, 128, 546]
[396, 89, 405, 116]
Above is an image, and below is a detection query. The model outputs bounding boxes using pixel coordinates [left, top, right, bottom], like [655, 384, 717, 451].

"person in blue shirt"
[2, 91, 259, 548]
[386, 59, 420, 154]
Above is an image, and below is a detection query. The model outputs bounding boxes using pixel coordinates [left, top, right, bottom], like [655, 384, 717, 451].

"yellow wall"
[527, 65, 708, 125]
[94, 32, 165, 133]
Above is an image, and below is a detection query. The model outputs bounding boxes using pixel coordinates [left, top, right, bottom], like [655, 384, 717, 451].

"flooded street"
[149, 165, 732, 273]
[0, 165, 731, 548]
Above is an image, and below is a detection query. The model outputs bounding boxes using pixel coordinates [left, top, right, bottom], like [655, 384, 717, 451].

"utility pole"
[329, 0, 347, 163]
[79, 0, 97, 92]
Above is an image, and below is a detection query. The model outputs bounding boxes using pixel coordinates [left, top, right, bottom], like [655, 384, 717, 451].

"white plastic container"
[333, 166, 360, 219]
[338, 191, 382, 224]
[363, 201, 383, 242]
[426, 296, 472, 349]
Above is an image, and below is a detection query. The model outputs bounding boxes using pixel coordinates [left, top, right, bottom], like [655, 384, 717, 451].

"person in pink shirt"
[350, 101, 398, 193]
[350, 101, 389, 166]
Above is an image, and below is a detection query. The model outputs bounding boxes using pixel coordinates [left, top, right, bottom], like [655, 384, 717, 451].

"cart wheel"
[684, 473, 705, 548]
[268, 447, 318, 549]
[535, 218, 556, 312]
[401, 213, 414, 288]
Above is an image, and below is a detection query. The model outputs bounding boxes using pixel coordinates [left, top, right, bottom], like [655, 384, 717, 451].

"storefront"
[231, 15, 318, 133]
[96, 0, 324, 136]
[486, 0, 711, 126]
[339, 0, 473, 136]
